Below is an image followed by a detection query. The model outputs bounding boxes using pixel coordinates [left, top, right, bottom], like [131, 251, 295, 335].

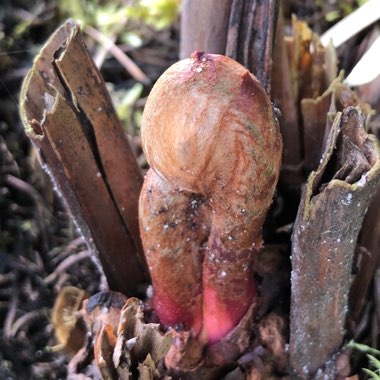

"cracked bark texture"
[19, 19, 149, 296]
[290, 107, 380, 378]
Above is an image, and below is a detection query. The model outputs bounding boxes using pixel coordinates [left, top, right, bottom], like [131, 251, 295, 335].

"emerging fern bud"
[139, 52, 282, 344]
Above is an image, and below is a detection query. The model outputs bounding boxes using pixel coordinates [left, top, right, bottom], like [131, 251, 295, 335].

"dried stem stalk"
[20, 19, 149, 295]
[226, 0, 279, 92]
[290, 107, 380, 378]
[180, 0, 279, 92]
[179, 0, 232, 59]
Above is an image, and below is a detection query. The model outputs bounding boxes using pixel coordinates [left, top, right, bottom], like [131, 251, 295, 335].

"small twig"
[0, 272, 15, 287]
[50, 236, 86, 266]
[93, 34, 117, 69]
[84, 25, 151, 85]
[8, 309, 49, 338]
[67, 236, 86, 250]
[4, 173, 53, 260]
[3, 278, 19, 340]
[4, 174, 42, 203]
[0, 136, 20, 176]
[17, 255, 44, 273]
[44, 250, 92, 284]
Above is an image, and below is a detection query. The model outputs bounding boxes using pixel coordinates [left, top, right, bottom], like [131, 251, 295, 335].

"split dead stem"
[19, 19, 149, 296]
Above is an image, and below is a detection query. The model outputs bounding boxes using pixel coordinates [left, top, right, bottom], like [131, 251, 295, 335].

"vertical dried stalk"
[271, 10, 303, 191]
[20, 20, 149, 295]
[180, 0, 232, 59]
[272, 16, 338, 195]
[226, 0, 279, 92]
[290, 107, 380, 378]
[180, 0, 278, 92]
[349, 186, 380, 325]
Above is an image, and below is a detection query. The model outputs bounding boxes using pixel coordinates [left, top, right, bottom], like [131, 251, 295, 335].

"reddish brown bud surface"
[139, 52, 282, 344]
